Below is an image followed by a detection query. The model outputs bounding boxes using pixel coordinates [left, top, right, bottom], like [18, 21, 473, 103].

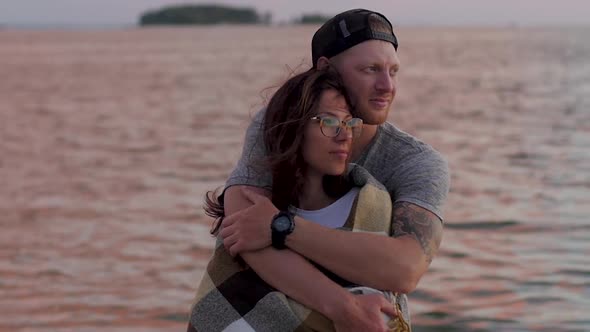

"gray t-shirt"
[225, 109, 450, 220]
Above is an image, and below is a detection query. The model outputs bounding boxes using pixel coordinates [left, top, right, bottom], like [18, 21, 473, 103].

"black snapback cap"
[311, 9, 398, 67]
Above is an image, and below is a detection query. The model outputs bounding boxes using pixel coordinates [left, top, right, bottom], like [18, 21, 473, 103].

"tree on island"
[139, 4, 271, 25]
[295, 13, 331, 24]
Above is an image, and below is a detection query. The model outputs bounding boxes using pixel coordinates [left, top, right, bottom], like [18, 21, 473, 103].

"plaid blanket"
[188, 164, 411, 332]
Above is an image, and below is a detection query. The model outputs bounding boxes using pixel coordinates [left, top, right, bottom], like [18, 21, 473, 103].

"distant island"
[138, 4, 331, 26]
[139, 4, 271, 26]
[296, 14, 331, 24]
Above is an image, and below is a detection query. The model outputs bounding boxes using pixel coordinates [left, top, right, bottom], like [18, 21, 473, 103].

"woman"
[189, 68, 411, 332]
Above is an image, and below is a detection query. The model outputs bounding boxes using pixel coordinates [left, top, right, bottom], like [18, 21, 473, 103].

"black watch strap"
[271, 229, 288, 250]
[271, 211, 295, 250]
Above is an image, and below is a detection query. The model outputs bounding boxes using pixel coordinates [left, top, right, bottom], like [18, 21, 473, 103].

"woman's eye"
[323, 118, 340, 126]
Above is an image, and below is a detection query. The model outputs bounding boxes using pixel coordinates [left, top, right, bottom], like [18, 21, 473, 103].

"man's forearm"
[241, 248, 352, 319]
[286, 203, 442, 293]
[285, 218, 425, 293]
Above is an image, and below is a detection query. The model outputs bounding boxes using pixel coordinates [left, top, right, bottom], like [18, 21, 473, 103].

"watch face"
[273, 216, 291, 232]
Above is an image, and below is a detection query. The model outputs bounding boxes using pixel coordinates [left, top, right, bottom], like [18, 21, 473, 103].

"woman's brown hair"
[206, 67, 352, 234]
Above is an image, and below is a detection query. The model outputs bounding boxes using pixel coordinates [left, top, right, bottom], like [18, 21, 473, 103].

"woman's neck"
[297, 172, 336, 211]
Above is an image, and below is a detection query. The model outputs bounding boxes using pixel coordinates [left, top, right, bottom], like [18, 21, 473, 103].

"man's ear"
[316, 56, 331, 70]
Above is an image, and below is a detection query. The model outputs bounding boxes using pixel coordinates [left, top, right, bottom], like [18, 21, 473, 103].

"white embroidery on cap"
[339, 20, 351, 38]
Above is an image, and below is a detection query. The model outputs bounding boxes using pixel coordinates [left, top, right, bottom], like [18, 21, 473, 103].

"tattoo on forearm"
[392, 202, 443, 263]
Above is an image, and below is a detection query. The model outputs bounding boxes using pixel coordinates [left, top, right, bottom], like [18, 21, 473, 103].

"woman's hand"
[219, 187, 278, 256]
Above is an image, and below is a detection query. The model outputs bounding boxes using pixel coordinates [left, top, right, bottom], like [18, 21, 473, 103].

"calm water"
[0, 26, 588, 331]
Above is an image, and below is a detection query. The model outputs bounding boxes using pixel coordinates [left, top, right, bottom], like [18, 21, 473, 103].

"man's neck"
[351, 124, 378, 161]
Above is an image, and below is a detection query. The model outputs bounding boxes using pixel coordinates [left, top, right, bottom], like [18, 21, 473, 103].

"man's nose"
[375, 72, 394, 92]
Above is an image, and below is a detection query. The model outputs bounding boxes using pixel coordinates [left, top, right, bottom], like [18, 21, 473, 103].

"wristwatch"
[270, 211, 295, 249]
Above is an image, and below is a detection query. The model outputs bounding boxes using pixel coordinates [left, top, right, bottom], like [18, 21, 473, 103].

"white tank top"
[292, 187, 360, 229]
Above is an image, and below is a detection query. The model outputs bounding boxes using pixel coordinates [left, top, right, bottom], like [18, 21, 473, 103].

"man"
[219, 8, 449, 331]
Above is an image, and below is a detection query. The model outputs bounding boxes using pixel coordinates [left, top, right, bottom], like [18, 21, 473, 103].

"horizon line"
[2, 22, 590, 31]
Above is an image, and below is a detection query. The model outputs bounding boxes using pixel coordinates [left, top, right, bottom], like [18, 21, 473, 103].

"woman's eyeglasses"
[310, 116, 363, 138]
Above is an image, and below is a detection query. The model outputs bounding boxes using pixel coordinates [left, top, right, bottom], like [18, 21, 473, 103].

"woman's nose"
[335, 126, 353, 141]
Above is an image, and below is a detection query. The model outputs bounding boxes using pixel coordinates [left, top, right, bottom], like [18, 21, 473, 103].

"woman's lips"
[330, 150, 349, 159]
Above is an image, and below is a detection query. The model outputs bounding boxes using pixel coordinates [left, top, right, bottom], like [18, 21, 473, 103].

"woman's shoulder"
[347, 163, 388, 192]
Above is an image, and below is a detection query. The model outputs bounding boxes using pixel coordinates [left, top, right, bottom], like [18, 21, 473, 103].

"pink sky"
[1, 0, 588, 26]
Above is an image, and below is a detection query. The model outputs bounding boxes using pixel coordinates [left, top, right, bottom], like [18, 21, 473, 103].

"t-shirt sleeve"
[224, 109, 272, 190]
[385, 149, 450, 221]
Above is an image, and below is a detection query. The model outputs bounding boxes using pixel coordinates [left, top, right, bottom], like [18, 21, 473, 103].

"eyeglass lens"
[319, 117, 362, 138]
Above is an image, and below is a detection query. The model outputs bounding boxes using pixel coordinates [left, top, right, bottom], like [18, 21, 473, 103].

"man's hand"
[220, 188, 278, 256]
[331, 293, 398, 332]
